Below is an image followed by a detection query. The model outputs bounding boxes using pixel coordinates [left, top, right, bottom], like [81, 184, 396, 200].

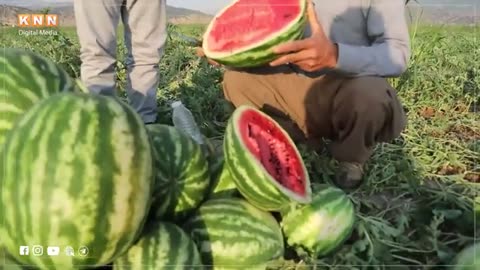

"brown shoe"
[334, 162, 365, 190]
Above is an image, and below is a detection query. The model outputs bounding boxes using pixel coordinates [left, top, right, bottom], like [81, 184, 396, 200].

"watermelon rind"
[0, 92, 154, 269]
[453, 242, 480, 270]
[205, 144, 238, 199]
[223, 105, 311, 212]
[281, 184, 356, 257]
[1, 248, 23, 270]
[146, 124, 211, 222]
[202, 0, 308, 68]
[208, 164, 239, 199]
[183, 198, 285, 269]
[113, 222, 204, 270]
[0, 48, 77, 147]
[0, 257, 23, 270]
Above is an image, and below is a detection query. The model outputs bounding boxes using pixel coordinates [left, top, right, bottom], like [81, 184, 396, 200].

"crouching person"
[198, 0, 410, 189]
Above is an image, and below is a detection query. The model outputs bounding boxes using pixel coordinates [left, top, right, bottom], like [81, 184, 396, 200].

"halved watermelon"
[202, 0, 308, 67]
[223, 105, 311, 212]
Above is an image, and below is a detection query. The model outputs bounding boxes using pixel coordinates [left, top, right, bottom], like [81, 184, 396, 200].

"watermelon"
[0, 92, 154, 269]
[205, 145, 238, 199]
[208, 162, 238, 199]
[223, 105, 311, 212]
[453, 242, 480, 270]
[113, 222, 204, 269]
[475, 196, 480, 226]
[281, 185, 356, 257]
[201, 0, 308, 67]
[1, 248, 23, 270]
[0, 48, 77, 147]
[146, 124, 211, 222]
[0, 257, 23, 270]
[183, 198, 284, 269]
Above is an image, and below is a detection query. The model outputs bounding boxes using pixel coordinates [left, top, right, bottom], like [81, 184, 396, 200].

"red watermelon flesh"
[239, 109, 307, 197]
[206, 0, 302, 52]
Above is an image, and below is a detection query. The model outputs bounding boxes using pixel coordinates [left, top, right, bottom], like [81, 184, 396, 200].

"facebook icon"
[19, 246, 29, 255]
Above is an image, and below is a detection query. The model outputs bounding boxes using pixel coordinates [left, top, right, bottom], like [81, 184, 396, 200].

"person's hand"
[196, 46, 221, 66]
[269, 0, 338, 72]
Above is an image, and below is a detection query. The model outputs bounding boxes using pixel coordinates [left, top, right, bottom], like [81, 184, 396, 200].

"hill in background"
[0, 4, 213, 26]
[406, 0, 478, 25]
[1, 1, 479, 26]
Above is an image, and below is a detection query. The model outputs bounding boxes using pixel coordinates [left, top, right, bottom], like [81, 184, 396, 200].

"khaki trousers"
[222, 66, 407, 164]
[73, 0, 167, 123]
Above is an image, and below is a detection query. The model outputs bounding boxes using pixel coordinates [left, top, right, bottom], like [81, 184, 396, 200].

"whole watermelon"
[207, 160, 238, 199]
[0, 92, 154, 269]
[114, 222, 203, 269]
[453, 242, 480, 270]
[0, 48, 77, 147]
[1, 247, 23, 270]
[146, 124, 211, 222]
[281, 184, 356, 257]
[0, 257, 23, 270]
[205, 143, 238, 199]
[183, 198, 284, 269]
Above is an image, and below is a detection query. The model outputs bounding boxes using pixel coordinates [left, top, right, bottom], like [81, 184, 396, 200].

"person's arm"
[335, 0, 411, 77]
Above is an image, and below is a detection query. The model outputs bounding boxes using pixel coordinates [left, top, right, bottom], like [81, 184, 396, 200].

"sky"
[167, 0, 232, 14]
[1, 0, 479, 15]
[167, 0, 480, 14]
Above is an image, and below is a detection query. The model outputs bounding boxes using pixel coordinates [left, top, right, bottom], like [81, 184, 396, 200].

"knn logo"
[17, 14, 58, 27]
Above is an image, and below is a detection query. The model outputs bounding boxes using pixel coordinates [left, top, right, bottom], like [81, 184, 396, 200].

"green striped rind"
[223, 105, 311, 212]
[0, 92, 154, 269]
[208, 165, 238, 199]
[206, 150, 238, 199]
[0, 48, 76, 147]
[183, 198, 284, 269]
[203, 0, 308, 68]
[281, 185, 356, 257]
[453, 242, 480, 270]
[146, 124, 210, 222]
[1, 258, 23, 270]
[113, 222, 204, 270]
[208, 155, 225, 186]
[1, 248, 23, 270]
[474, 196, 480, 226]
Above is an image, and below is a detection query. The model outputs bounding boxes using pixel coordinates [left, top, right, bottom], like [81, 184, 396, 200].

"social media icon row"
[19, 246, 88, 257]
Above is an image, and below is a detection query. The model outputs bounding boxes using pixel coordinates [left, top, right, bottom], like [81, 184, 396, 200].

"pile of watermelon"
[0, 0, 476, 268]
[0, 47, 358, 269]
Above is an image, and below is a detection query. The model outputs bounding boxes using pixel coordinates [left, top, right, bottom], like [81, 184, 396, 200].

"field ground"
[1, 23, 479, 269]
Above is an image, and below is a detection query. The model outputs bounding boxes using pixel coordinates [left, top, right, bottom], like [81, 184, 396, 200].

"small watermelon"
[0, 92, 154, 269]
[281, 185, 356, 257]
[205, 146, 238, 199]
[223, 105, 311, 212]
[453, 242, 480, 270]
[183, 198, 284, 269]
[0, 48, 77, 147]
[146, 124, 211, 222]
[113, 222, 204, 269]
[208, 164, 238, 199]
[201, 0, 308, 67]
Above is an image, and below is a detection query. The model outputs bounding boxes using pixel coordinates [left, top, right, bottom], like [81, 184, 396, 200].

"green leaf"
[432, 209, 463, 220]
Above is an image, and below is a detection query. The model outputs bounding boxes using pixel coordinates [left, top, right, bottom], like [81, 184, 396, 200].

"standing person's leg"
[73, 0, 123, 95]
[121, 0, 167, 124]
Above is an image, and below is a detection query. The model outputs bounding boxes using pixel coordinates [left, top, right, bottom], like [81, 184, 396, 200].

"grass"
[1, 22, 479, 269]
